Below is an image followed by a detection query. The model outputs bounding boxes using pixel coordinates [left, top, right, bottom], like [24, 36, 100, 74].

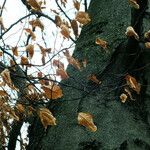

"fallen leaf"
[78, 112, 97, 132]
[38, 108, 56, 129]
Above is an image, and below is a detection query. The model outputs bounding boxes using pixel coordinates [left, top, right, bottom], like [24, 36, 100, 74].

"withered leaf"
[125, 26, 139, 40]
[78, 112, 97, 132]
[95, 38, 107, 49]
[128, 0, 139, 9]
[26, 44, 34, 59]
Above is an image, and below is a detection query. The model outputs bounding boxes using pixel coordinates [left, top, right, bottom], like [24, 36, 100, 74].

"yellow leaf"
[38, 108, 56, 129]
[27, 0, 42, 11]
[55, 15, 62, 27]
[71, 19, 78, 37]
[73, 0, 80, 11]
[29, 19, 44, 31]
[42, 84, 63, 99]
[78, 112, 97, 132]
[26, 44, 34, 59]
[125, 26, 139, 40]
[12, 46, 19, 56]
[60, 24, 70, 39]
[125, 75, 141, 94]
[75, 11, 91, 25]
[95, 38, 107, 49]
[88, 74, 101, 84]
[128, 0, 139, 9]
[24, 28, 36, 40]
[120, 93, 128, 103]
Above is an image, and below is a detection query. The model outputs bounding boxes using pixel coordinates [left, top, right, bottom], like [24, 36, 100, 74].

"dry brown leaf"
[16, 104, 25, 114]
[63, 50, 81, 70]
[0, 17, 5, 30]
[0, 90, 8, 97]
[1, 69, 12, 87]
[120, 93, 128, 103]
[38, 108, 56, 129]
[29, 19, 44, 31]
[125, 26, 139, 40]
[21, 56, 29, 65]
[144, 30, 150, 41]
[95, 38, 107, 49]
[53, 59, 64, 69]
[24, 28, 36, 40]
[125, 75, 141, 94]
[145, 42, 150, 49]
[60, 24, 70, 39]
[73, 0, 80, 11]
[56, 68, 69, 80]
[12, 46, 19, 56]
[55, 15, 62, 27]
[88, 74, 101, 84]
[128, 0, 139, 9]
[0, 51, 3, 56]
[60, 0, 67, 7]
[42, 84, 63, 99]
[75, 11, 91, 25]
[78, 112, 97, 132]
[71, 19, 78, 37]
[26, 44, 34, 59]
[27, 0, 42, 11]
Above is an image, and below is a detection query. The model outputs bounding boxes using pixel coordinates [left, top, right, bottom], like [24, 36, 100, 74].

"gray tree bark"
[26, 0, 150, 149]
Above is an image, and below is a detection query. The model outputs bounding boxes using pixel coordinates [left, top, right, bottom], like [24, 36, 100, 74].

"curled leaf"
[125, 26, 139, 40]
[78, 112, 97, 132]
[125, 75, 141, 94]
[128, 0, 139, 9]
[88, 74, 101, 84]
[75, 11, 91, 25]
[38, 108, 56, 129]
[120, 93, 128, 103]
[95, 38, 107, 49]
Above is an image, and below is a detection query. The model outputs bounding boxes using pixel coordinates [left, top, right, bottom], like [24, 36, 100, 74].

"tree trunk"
[27, 0, 150, 149]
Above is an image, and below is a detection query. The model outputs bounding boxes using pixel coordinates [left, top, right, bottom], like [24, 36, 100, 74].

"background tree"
[0, 0, 150, 150]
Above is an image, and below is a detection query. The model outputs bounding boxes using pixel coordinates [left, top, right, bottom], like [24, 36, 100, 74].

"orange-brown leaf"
[55, 15, 62, 27]
[125, 75, 141, 94]
[26, 44, 34, 59]
[53, 59, 64, 69]
[27, 0, 42, 11]
[73, 0, 80, 11]
[88, 74, 101, 84]
[60, 24, 70, 39]
[42, 84, 63, 99]
[95, 38, 107, 49]
[56, 68, 69, 80]
[24, 28, 36, 40]
[21, 56, 29, 65]
[1, 69, 12, 87]
[29, 19, 44, 31]
[120, 93, 128, 103]
[12, 46, 19, 56]
[71, 19, 78, 37]
[38, 108, 56, 129]
[78, 112, 97, 132]
[75, 11, 91, 25]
